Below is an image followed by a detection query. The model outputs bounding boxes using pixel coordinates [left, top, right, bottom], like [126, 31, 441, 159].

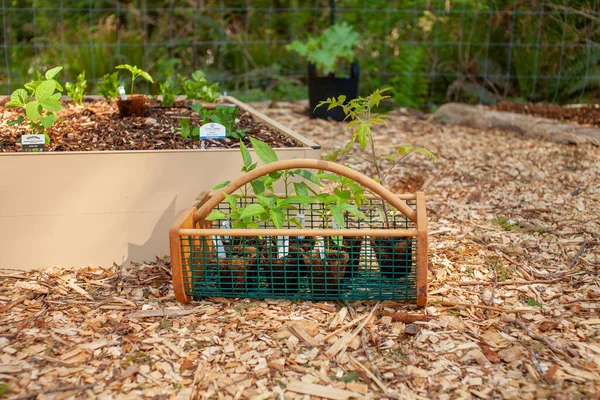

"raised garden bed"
[0, 96, 320, 270]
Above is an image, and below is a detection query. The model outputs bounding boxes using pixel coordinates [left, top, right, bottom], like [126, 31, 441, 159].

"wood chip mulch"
[1, 100, 599, 399]
[0, 100, 301, 153]
[492, 101, 600, 127]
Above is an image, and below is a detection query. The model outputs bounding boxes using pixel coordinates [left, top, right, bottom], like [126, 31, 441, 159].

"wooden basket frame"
[170, 159, 428, 306]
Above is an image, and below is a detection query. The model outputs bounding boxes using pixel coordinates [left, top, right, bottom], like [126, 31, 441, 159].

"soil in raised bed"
[492, 101, 600, 126]
[0, 99, 303, 152]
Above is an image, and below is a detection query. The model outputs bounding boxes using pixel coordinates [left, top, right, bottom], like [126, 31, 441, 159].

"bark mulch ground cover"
[0, 100, 301, 153]
[1, 100, 599, 399]
[492, 101, 600, 127]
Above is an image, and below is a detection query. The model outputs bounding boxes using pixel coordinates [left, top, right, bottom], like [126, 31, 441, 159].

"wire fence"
[1, 0, 599, 108]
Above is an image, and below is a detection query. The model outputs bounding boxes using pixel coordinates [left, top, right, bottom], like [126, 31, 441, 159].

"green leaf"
[355, 122, 369, 149]
[256, 194, 276, 209]
[294, 169, 321, 186]
[24, 81, 39, 93]
[240, 203, 266, 219]
[330, 205, 345, 229]
[212, 180, 231, 190]
[138, 70, 154, 84]
[340, 204, 367, 220]
[397, 146, 414, 155]
[333, 188, 351, 204]
[40, 113, 57, 128]
[25, 101, 41, 121]
[206, 210, 227, 220]
[250, 179, 265, 196]
[35, 80, 56, 101]
[45, 66, 63, 80]
[316, 172, 342, 183]
[52, 79, 63, 93]
[7, 116, 25, 126]
[293, 182, 309, 196]
[9, 88, 28, 106]
[281, 195, 316, 206]
[270, 208, 285, 228]
[5, 100, 22, 108]
[191, 102, 203, 112]
[316, 193, 336, 204]
[250, 137, 278, 164]
[39, 98, 62, 112]
[223, 193, 239, 210]
[240, 140, 253, 168]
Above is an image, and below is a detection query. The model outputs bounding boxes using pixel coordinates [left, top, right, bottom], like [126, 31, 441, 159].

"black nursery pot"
[308, 62, 360, 121]
[371, 237, 414, 279]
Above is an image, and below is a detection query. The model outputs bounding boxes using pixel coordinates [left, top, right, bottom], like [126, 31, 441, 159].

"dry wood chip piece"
[286, 381, 364, 400]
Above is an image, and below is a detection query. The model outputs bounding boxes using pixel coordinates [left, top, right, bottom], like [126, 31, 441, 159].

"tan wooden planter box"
[0, 96, 320, 270]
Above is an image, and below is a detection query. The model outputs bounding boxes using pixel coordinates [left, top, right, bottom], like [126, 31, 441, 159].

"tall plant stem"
[368, 133, 390, 229]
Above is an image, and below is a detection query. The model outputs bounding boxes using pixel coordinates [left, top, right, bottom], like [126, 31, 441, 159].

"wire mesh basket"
[170, 159, 428, 305]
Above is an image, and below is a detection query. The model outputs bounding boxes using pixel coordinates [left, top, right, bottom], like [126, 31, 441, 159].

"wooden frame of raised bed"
[0, 96, 320, 270]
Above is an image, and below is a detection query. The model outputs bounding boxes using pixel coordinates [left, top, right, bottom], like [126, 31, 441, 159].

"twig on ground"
[569, 241, 588, 268]
[456, 279, 564, 286]
[513, 318, 566, 356]
[439, 300, 532, 313]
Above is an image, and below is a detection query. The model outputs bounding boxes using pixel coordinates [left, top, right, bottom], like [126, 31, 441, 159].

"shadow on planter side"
[308, 62, 359, 121]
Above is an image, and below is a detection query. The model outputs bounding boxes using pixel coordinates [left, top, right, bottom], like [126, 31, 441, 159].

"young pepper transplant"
[316, 88, 436, 278]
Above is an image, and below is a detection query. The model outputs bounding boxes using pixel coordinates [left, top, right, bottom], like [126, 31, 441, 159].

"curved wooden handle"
[193, 159, 417, 223]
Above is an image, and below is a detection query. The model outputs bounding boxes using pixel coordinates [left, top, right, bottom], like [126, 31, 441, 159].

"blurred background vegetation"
[1, 0, 598, 109]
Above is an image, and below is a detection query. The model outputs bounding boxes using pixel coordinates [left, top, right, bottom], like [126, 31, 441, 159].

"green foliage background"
[1, 0, 598, 108]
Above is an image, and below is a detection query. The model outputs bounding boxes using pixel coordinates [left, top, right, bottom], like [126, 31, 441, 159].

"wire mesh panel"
[179, 198, 418, 301]
[1, 1, 598, 106]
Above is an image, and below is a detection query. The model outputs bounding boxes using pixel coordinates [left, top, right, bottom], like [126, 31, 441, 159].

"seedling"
[65, 71, 87, 106]
[6, 66, 64, 144]
[180, 70, 220, 102]
[316, 88, 435, 226]
[286, 22, 361, 75]
[98, 72, 123, 102]
[316, 88, 435, 279]
[115, 64, 154, 95]
[159, 77, 180, 106]
[178, 103, 249, 140]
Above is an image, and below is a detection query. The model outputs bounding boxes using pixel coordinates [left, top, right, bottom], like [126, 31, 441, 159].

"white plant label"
[21, 134, 45, 152]
[221, 220, 231, 242]
[277, 236, 289, 259]
[200, 123, 226, 139]
[213, 236, 226, 259]
[331, 217, 340, 229]
[296, 213, 305, 239]
[316, 236, 326, 260]
[118, 86, 127, 100]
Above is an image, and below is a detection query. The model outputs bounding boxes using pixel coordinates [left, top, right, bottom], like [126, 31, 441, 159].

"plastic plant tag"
[316, 236, 326, 260]
[331, 217, 340, 229]
[213, 236, 226, 259]
[200, 123, 226, 139]
[21, 134, 45, 152]
[118, 86, 127, 100]
[221, 220, 231, 243]
[296, 213, 305, 239]
[277, 236, 289, 259]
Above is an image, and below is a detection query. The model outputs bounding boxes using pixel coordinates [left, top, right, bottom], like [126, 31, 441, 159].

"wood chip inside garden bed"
[1, 100, 599, 399]
[0, 100, 302, 153]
